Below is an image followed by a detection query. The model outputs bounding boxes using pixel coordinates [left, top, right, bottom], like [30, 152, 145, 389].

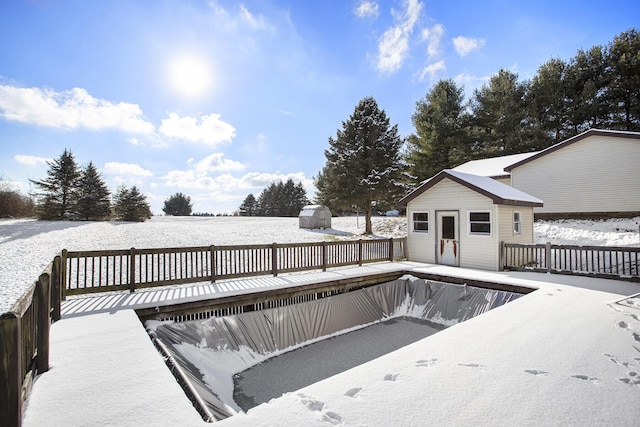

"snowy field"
[1, 215, 639, 313]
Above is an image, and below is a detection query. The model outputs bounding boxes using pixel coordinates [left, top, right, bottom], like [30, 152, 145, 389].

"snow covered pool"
[147, 275, 522, 421]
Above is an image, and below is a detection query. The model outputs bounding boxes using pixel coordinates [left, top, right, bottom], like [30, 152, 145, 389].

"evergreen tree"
[254, 179, 309, 217]
[406, 79, 471, 183]
[527, 58, 571, 146]
[76, 162, 111, 220]
[238, 194, 258, 216]
[565, 46, 610, 133]
[316, 97, 405, 234]
[112, 185, 152, 222]
[162, 192, 193, 216]
[30, 149, 81, 220]
[608, 29, 640, 131]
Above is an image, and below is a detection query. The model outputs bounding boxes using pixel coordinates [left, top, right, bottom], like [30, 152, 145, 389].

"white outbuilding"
[298, 205, 332, 229]
[397, 169, 543, 271]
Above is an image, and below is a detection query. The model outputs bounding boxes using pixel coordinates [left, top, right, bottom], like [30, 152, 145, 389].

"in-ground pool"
[147, 274, 522, 421]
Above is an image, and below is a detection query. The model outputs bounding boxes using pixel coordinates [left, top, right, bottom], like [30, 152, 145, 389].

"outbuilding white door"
[436, 211, 459, 266]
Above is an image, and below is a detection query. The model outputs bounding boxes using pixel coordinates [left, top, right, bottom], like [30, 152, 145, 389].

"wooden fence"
[502, 242, 640, 280]
[1, 256, 62, 427]
[62, 238, 407, 296]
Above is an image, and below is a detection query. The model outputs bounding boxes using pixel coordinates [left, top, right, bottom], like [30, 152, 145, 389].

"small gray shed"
[299, 205, 332, 229]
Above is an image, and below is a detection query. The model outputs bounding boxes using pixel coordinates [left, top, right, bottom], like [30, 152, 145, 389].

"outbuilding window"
[412, 212, 429, 233]
[513, 212, 521, 235]
[469, 211, 491, 235]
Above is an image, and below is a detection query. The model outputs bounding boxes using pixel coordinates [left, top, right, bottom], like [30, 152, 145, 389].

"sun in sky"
[166, 53, 214, 100]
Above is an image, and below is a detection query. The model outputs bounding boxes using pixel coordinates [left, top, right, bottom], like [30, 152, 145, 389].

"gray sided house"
[398, 170, 543, 271]
[299, 205, 332, 229]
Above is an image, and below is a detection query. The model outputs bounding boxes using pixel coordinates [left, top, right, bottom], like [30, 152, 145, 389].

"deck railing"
[1, 256, 62, 427]
[502, 242, 640, 280]
[62, 238, 407, 296]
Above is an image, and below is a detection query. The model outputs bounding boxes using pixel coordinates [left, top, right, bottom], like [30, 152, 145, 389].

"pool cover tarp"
[148, 275, 521, 421]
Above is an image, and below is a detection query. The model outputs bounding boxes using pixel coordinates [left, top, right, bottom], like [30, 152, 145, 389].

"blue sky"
[1, 0, 638, 215]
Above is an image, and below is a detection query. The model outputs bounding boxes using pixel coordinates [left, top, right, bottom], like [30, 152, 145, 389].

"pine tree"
[76, 162, 111, 220]
[406, 79, 471, 183]
[30, 149, 81, 220]
[238, 194, 258, 216]
[112, 185, 152, 222]
[316, 97, 405, 234]
[162, 192, 192, 216]
[470, 69, 530, 156]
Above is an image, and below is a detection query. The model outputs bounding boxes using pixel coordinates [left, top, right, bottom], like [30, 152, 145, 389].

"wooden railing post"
[546, 242, 552, 273]
[322, 242, 327, 272]
[60, 249, 68, 301]
[499, 241, 505, 271]
[36, 273, 50, 374]
[129, 247, 136, 293]
[388, 238, 394, 261]
[51, 255, 61, 322]
[358, 239, 363, 266]
[210, 245, 216, 283]
[272, 243, 278, 277]
[0, 312, 22, 427]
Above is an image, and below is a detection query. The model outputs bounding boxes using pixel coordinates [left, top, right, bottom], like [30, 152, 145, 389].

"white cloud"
[238, 5, 275, 32]
[161, 167, 311, 193]
[355, 1, 379, 19]
[159, 112, 236, 146]
[14, 154, 51, 166]
[421, 23, 444, 59]
[0, 85, 155, 134]
[453, 36, 485, 57]
[376, 0, 423, 73]
[194, 153, 245, 174]
[419, 60, 446, 81]
[103, 162, 153, 177]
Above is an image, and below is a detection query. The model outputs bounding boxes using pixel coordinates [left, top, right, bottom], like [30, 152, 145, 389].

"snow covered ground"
[2, 215, 637, 426]
[1, 215, 639, 313]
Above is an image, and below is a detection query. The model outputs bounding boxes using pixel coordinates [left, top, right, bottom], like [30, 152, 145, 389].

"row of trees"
[30, 149, 151, 222]
[406, 28, 640, 179]
[238, 179, 309, 217]
[315, 29, 639, 233]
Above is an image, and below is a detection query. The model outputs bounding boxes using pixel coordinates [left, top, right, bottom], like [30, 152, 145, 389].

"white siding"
[406, 178, 499, 271]
[497, 206, 534, 245]
[494, 176, 511, 186]
[511, 135, 640, 214]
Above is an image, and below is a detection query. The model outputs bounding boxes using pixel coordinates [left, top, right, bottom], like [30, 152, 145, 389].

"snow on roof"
[398, 169, 543, 207]
[452, 151, 538, 177]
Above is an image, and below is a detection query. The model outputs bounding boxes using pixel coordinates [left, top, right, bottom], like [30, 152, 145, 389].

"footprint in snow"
[416, 358, 439, 368]
[605, 353, 631, 368]
[618, 321, 629, 330]
[344, 387, 362, 398]
[384, 373, 400, 382]
[571, 374, 599, 383]
[297, 393, 325, 412]
[618, 371, 640, 386]
[524, 369, 549, 376]
[322, 411, 342, 425]
[459, 363, 486, 369]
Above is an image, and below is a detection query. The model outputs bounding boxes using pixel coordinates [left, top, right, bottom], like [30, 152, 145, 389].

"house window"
[412, 212, 429, 232]
[513, 212, 521, 235]
[469, 211, 491, 235]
